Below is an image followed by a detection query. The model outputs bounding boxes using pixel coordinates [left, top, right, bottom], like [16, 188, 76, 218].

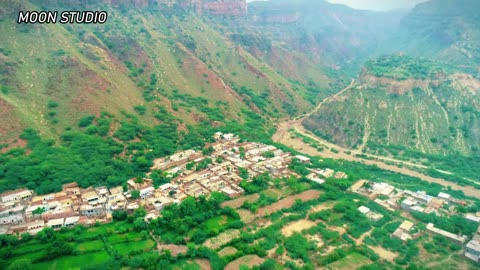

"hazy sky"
[246, 0, 429, 11]
[327, 0, 429, 11]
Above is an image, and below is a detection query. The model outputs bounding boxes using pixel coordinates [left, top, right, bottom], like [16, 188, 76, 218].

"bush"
[47, 100, 58, 109]
[284, 233, 315, 262]
[78, 115, 95, 128]
[134, 105, 147, 115]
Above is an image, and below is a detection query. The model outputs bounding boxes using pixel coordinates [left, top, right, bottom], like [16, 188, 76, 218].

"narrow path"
[272, 81, 480, 199]
[294, 79, 355, 120]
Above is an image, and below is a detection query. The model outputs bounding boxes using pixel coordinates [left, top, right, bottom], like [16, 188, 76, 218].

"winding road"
[273, 80, 480, 199]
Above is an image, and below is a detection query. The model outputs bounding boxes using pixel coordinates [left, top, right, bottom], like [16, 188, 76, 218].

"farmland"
[2, 151, 480, 270]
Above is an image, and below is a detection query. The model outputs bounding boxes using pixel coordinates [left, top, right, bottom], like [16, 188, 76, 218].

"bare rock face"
[201, 0, 247, 16]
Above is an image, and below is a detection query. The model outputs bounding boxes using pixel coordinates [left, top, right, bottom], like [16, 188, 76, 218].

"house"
[426, 223, 467, 244]
[144, 212, 158, 223]
[0, 205, 24, 218]
[223, 133, 236, 141]
[47, 218, 64, 229]
[148, 196, 174, 211]
[428, 198, 444, 209]
[358, 206, 370, 214]
[465, 240, 480, 263]
[81, 190, 99, 204]
[406, 191, 433, 204]
[27, 220, 45, 234]
[401, 198, 418, 211]
[220, 186, 244, 198]
[0, 213, 24, 225]
[466, 214, 480, 223]
[306, 173, 325, 185]
[393, 228, 412, 241]
[410, 205, 425, 213]
[213, 132, 223, 141]
[372, 182, 395, 196]
[294, 155, 311, 164]
[366, 212, 384, 222]
[438, 192, 451, 201]
[64, 216, 80, 227]
[392, 220, 415, 241]
[95, 187, 109, 199]
[0, 189, 33, 203]
[80, 204, 105, 217]
[62, 182, 80, 195]
[399, 220, 414, 231]
[350, 180, 368, 193]
[140, 186, 155, 199]
[318, 168, 334, 178]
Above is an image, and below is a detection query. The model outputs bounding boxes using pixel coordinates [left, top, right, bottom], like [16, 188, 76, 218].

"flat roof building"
[426, 223, 467, 244]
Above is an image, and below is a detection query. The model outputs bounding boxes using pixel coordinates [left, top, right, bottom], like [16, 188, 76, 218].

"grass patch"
[75, 240, 105, 252]
[112, 239, 155, 255]
[324, 252, 371, 270]
[31, 251, 110, 270]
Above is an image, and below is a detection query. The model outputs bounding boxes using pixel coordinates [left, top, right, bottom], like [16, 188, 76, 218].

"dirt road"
[272, 81, 480, 199]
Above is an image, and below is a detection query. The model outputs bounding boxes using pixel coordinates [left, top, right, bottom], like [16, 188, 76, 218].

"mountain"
[0, 0, 346, 145]
[246, 0, 406, 73]
[0, 0, 408, 146]
[381, 0, 480, 68]
[303, 55, 480, 157]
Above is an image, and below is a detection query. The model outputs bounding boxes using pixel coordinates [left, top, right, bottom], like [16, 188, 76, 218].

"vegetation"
[365, 55, 449, 80]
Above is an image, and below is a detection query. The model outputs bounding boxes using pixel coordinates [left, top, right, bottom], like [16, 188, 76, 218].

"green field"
[32, 251, 111, 270]
[325, 252, 371, 270]
[112, 239, 155, 255]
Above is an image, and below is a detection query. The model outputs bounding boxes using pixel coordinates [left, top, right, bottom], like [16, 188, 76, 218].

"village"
[1, 132, 479, 265]
[350, 179, 480, 264]
[0, 132, 319, 236]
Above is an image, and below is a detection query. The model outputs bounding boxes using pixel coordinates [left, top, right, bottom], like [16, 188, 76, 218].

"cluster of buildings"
[350, 180, 470, 217]
[153, 132, 298, 200]
[350, 180, 480, 264]
[357, 205, 384, 222]
[392, 220, 417, 241]
[0, 183, 117, 235]
[0, 132, 312, 236]
[466, 227, 480, 263]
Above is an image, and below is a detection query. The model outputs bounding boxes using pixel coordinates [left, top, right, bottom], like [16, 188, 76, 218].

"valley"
[1, 0, 480, 269]
[273, 85, 480, 199]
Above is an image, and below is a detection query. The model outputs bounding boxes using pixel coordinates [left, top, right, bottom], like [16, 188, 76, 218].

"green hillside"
[0, 0, 342, 145]
[304, 55, 480, 157]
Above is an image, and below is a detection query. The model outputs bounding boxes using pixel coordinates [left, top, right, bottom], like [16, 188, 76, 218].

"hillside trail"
[273, 80, 480, 199]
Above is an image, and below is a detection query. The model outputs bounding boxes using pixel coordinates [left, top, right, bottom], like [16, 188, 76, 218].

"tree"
[134, 207, 147, 218]
[37, 227, 56, 242]
[239, 168, 249, 179]
[32, 207, 46, 215]
[202, 146, 214, 155]
[20, 233, 32, 242]
[131, 190, 140, 200]
[7, 259, 32, 270]
[135, 176, 144, 184]
[134, 217, 147, 231]
[43, 239, 74, 260]
[186, 161, 195, 170]
[112, 210, 128, 221]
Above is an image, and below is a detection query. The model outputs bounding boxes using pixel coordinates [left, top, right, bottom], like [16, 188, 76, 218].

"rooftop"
[399, 220, 414, 231]
[358, 206, 370, 214]
[466, 240, 480, 252]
